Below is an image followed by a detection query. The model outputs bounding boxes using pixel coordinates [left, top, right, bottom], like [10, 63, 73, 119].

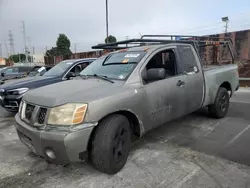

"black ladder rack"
[91, 34, 234, 59]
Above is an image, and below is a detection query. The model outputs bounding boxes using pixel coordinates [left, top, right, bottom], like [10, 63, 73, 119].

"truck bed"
[202, 64, 239, 107]
[202, 65, 235, 72]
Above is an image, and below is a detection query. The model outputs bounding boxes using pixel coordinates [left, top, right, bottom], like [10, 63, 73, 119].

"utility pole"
[31, 46, 35, 62]
[126, 36, 129, 47]
[21, 21, 28, 62]
[8, 30, 15, 56]
[105, 0, 109, 43]
[18, 53, 21, 62]
[4, 40, 9, 58]
[74, 43, 76, 59]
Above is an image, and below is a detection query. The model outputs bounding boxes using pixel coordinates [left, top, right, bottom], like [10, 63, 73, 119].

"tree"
[56, 34, 72, 56]
[45, 34, 72, 57]
[105, 35, 117, 44]
[45, 47, 58, 57]
[8, 54, 26, 63]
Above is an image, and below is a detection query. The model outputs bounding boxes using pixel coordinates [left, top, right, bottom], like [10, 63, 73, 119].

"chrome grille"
[25, 103, 35, 120]
[37, 108, 47, 124]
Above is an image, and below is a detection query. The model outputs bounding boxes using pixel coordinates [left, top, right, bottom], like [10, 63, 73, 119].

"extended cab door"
[177, 45, 204, 113]
[141, 47, 189, 128]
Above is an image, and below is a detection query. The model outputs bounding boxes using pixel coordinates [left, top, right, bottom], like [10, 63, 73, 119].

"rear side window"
[178, 46, 198, 73]
[5, 67, 18, 73]
[18, 66, 33, 73]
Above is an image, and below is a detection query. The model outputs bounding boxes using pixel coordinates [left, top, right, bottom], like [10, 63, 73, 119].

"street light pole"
[105, 0, 109, 43]
[222, 16, 229, 33]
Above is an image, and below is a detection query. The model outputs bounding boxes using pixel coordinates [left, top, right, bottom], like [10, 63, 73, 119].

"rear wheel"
[90, 114, 132, 174]
[208, 87, 229, 119]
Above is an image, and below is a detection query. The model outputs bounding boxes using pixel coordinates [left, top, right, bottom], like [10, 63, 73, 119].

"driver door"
[142, 47, 188, 128]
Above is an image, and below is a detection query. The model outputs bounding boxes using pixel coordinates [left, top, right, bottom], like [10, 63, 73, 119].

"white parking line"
[205, 118, 228, 137]
[174, 168, 200, 188]
[226, 124, 250, 147]
[230, 100, 250, 104]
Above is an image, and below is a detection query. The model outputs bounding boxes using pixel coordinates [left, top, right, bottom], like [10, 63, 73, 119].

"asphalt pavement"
[0, 88, 250, 188]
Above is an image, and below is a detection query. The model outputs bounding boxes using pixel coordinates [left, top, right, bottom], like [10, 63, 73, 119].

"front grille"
[25, 104, 35, 120]
[37, 108, 47, 124]
[0, 91, 5, 97]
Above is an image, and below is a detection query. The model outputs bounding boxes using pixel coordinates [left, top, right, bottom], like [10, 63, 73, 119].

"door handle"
[177, 80, 185, 87]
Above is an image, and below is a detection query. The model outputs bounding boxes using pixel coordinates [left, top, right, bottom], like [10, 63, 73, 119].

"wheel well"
[114, 111, 141, 138]
[87, 111, 141, 153]
[220, 82, 232, 96]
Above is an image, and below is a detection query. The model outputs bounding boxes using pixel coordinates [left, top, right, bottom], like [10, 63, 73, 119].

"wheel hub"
[220, 94, 228, 112]
[113, 128, 127, 162]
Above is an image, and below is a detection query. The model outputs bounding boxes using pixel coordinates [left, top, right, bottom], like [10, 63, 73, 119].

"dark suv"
[0, 58, 96, 112]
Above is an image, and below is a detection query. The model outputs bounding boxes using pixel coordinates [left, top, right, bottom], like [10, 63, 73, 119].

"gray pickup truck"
[15, 35, 239, 174]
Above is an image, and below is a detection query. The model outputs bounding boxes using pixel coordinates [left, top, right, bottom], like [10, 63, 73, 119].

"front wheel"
[90, 114, 132, 174]
[208, 87, 230, 119]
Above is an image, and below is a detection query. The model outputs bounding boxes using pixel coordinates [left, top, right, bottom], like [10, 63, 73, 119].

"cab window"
[142, 49, 177, 84]
[178, 46, 198, 73]
[69, 62, 91, 76]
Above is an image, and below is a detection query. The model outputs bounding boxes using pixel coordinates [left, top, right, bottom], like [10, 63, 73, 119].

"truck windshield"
[80, 51, 146, 80]
[43, 60, 75, 77]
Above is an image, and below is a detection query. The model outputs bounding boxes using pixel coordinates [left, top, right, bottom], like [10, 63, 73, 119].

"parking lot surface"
[0, 89, 250, 188]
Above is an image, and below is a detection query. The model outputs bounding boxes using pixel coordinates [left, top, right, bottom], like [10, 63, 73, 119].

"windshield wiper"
[82, 74, 114, 83]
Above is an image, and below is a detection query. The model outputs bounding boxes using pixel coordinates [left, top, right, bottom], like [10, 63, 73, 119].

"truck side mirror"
[143, 68, 166, 82]
[1, 72, 5, 77]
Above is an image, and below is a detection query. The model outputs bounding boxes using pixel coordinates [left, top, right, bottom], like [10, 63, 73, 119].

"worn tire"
[208, 87, 230, 119]
[90, 114, 132, 174]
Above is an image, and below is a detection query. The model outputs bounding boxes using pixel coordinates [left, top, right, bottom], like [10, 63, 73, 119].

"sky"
[1, 0, 250, 57]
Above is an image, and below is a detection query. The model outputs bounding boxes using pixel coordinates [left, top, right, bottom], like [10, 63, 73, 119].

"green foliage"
[56, 34, 72, 56]
[8, 54, 26, 63]
[45, 47, 58, 57]
[105, 35, 117, 43]
[46, 33, 72, 57]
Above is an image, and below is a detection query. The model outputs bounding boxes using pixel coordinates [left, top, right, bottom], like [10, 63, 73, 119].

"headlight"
[8, 88, 29, 95]
[18, 100, 24, 117]
[48, 103, 87, 126]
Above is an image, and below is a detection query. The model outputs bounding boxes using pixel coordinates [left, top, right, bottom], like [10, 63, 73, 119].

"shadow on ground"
[139, 102, 250, 167]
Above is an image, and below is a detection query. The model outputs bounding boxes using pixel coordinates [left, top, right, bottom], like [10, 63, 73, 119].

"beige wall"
[0, 58, 6, 65]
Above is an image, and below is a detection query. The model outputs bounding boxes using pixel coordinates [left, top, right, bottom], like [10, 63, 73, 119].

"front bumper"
[15, 114, 96, 164]
[0, 94, 22, 112]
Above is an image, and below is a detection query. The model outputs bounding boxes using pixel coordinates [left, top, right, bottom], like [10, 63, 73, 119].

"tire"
[90, 114, 132, 174]
[208, 87, 230, 119]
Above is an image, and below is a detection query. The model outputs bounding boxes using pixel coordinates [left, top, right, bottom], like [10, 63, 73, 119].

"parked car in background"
[0, 65, 52, 85]
[0, 66, 34, 81]
[0, 58, 95, 112]
[25, 65, 53, 77]
[14, 35, 239, 174]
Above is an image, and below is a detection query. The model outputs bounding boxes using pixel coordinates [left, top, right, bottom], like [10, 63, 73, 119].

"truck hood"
[23, 78, 126, 107]
[0, 76, 57, 90]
